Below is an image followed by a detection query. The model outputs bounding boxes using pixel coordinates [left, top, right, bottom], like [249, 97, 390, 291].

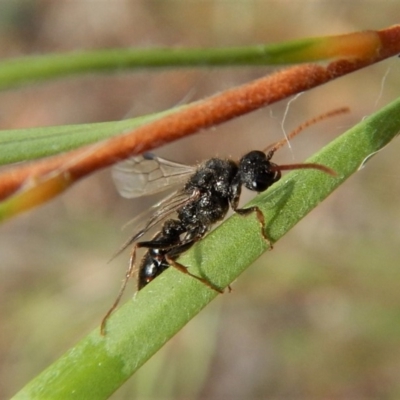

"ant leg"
[165, 255, 224, 294]
[235, 206, 274, 249]
[100, 244, 139, 335]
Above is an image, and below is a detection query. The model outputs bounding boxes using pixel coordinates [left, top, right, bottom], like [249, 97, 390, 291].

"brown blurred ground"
[1, 1, 400, 399]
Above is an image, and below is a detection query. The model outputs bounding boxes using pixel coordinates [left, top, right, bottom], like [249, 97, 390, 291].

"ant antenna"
[270, 162, 336, 176]
[264, 107, 350, 154]
[263, 107, 350, 177]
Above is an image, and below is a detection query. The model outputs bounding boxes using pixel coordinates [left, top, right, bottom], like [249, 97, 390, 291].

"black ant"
[100, 107, 348, 334]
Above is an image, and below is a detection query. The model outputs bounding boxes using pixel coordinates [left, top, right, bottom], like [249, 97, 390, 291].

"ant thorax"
[177, 158, 238, 227]
[183, 158, 238, 197]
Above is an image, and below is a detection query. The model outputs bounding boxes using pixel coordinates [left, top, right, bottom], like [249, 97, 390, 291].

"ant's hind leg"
[165, 255, 224, 294]
[235, 206, 274, 249]
[100, 244, 139, 335]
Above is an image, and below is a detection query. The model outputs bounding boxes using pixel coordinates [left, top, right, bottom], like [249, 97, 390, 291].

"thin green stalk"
[0, 109, 174, 165]
[0, 31, 376, 90]
[12, 97, 400, 399]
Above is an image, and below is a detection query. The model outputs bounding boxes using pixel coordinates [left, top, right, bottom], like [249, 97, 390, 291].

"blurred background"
[1, 1, 400, 399]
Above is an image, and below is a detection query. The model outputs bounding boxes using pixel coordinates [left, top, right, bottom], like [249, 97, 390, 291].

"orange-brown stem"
[0, 25, 399, 201]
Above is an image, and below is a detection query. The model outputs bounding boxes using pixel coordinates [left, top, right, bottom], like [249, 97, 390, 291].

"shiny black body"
[137, 150, 281, 288]
[137, 219, 187, 289]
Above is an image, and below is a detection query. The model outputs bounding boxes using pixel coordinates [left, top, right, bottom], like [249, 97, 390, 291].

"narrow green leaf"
[12, 97, 400, 399]
[0, 32, 377, 90]
[0, 110, 173, 165]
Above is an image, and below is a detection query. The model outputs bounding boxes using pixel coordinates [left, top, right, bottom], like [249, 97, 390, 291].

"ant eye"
[250, 176, 270, 192]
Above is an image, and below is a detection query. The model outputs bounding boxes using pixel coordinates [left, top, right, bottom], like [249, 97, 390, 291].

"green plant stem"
[0, 34, 367, 90]
[0, 110, 173, 165]
[12, 97, 400, 399]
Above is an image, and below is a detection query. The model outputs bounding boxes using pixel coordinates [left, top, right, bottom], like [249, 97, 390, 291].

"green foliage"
[0, 110, 175, 165]
[0, 36, 341, 91]
[12, 96, 400, 399]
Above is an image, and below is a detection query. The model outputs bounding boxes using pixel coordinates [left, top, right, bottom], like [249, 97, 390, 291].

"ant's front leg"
[229, 180, 273, 248]
[234, 206, 274, 249]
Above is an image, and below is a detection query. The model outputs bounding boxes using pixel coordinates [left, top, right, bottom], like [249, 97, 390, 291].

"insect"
[100, 107, 348, 334]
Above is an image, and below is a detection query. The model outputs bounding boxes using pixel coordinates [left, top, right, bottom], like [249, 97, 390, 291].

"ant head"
[238, 150, 281, 192]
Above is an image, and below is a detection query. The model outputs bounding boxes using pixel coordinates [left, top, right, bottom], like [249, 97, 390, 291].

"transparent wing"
[112, 153, 196, 199]
[109, 188, 200, 260]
